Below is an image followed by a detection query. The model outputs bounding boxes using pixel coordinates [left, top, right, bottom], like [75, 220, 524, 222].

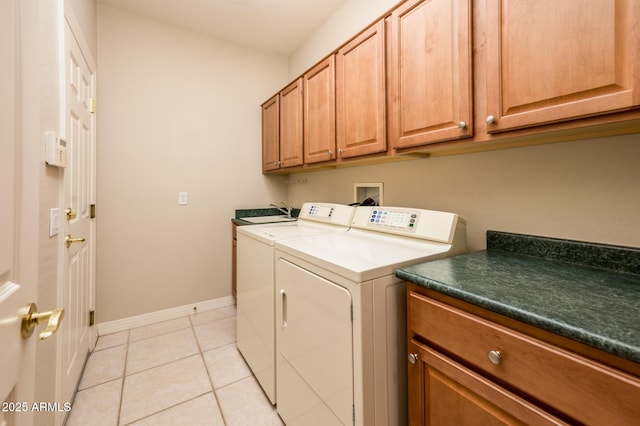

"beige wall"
[288, 135, 640, 251]
[96, 5, 289, 322]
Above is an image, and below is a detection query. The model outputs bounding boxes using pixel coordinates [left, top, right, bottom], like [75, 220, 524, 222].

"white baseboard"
[96, 296, 235, 336]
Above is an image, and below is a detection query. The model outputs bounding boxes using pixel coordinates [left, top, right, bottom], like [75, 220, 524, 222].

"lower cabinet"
[408, 340, 566, 425]
[407, 284, 640, 425]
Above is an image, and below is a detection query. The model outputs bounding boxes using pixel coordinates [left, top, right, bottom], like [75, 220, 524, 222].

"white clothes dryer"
[274, 206, 467, 426]
[236, 202, 356, 404]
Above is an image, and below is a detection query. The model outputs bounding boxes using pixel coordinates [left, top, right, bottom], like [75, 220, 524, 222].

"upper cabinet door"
[279, 78, 304, 168]
[389, 0, 473, 150]
[261, 94, 280, 172]
[485, 0, 640, 133]
[304, 56, 336, 164]
[336, 20, 387, 159]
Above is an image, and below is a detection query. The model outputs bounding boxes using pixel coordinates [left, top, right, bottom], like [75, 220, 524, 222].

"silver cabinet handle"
[408, 353, 419, 364]
[486, 115, 496, 125]
[457, 121, 467, 129]
[328, 150, 334, 157]
[487, 350, 503, 365]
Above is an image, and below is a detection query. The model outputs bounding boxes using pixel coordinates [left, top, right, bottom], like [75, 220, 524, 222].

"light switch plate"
[49, 208, 60, 236]
[178, 192, 188, 205]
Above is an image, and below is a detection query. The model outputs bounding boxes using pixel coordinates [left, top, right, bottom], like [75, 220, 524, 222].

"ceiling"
[97, 0, 349, 56]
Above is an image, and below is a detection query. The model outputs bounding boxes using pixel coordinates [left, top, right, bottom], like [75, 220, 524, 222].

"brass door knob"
[65, 234, 85, 248]
[65, 207, 76, 220]
[21, 303, 65, 340]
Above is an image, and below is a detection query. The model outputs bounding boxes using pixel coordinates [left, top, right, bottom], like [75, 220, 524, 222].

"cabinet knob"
[486, 115, 496, 125]
[337, 148, 343, 156]
[457, 121, 467, 129]
[328, 150, 334, 157]
[487, 350, 503, 365]
[408, 353, 419, 364]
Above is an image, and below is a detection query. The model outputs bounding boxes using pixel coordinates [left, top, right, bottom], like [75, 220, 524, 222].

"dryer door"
[276, 258, 353, 426]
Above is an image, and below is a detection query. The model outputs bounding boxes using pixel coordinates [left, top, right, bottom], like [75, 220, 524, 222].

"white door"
[59, 16, 96, 411]
[1, 1, 40, 424]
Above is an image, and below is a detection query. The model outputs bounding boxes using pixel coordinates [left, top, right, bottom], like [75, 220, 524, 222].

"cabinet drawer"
[408, 290, 640, 425]
[408, 339, 568, 425]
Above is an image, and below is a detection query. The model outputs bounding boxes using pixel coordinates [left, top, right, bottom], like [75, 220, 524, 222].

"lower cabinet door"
[408, 340, 568, 426]
[276, 258, 353, 426]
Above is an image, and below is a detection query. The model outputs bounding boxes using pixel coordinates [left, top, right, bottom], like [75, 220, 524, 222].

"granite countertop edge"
[396, 231, 640, 365]
[396, 268, 639, 362]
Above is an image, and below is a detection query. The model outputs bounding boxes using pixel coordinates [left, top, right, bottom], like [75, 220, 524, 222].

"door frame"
[53, 4, 98, 425]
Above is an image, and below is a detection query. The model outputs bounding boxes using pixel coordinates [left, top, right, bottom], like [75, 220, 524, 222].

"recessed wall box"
[44, 131, 68, 168]
[354, 182, 383, 206]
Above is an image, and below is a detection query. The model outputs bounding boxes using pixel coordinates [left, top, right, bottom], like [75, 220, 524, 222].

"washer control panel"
[298, 202, 356, 226]
[308, 204, 334, 219]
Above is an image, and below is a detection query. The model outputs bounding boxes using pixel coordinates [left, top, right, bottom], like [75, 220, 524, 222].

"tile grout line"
[122, 327, 201, 378]
[189, 313, 229, 425]
[118, 390, 215, 426]
[127, 319, 192, 344]
[116, 330, 130, 426]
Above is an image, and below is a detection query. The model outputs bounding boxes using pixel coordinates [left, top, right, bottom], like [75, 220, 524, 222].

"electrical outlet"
[178, 192, 188, 205]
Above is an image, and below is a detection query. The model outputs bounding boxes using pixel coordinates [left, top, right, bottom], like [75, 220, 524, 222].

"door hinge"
[90, 204, 96, 218]
[352, 404, 355, 425]
[350, 304, 353, 322]
[89, 310, 95, 326]
[89, 98, 97, 114]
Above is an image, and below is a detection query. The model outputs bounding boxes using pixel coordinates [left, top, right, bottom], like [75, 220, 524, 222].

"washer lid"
[275, 230, 455, 282]
[237, 202, 355, 244]
[238, 220, 347, 245]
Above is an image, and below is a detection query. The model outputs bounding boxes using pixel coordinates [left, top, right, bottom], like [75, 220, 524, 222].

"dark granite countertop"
[396, 231, 640, 364]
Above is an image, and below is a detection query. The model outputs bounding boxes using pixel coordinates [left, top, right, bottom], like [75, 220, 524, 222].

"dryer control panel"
[368, 209, 420, 232]
[351, 206, 466, 243]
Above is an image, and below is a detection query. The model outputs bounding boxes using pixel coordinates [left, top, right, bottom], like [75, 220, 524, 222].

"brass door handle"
[65, 207, 76, 220]
[65, 234, 85, 248]
[21, 303, 65, 340]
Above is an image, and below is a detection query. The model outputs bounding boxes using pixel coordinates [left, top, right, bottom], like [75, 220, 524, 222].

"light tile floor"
[66, 305, 283, 425]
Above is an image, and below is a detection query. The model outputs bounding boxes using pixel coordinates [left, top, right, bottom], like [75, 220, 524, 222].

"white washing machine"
[236, 202, 356, 404]
[274, 206, 467, 426]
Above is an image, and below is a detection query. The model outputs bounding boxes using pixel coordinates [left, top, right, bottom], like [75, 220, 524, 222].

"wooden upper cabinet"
[485, 0, 640, 133]
[304, 56, 336, 164]
[261, 94, 279, 172]
[279, 78, 304, 168]
[261, 80, 303, 173]
[388, 0, 473, 150]
[336, 20, 386, 159]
